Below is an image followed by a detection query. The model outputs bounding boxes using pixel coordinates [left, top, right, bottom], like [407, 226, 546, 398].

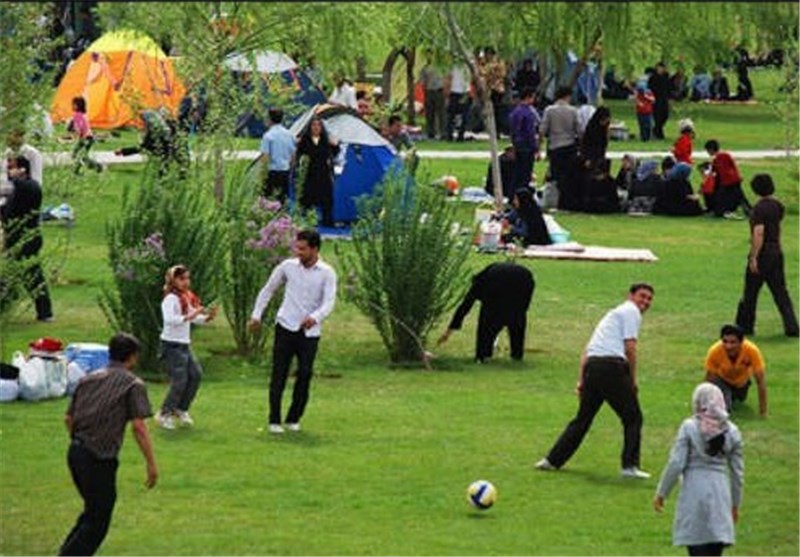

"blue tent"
[288, 104, 400, 224]
[224, 50, 327, 137]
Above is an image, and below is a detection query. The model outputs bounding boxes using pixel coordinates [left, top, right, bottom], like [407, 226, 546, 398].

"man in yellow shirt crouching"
[704, 324, 767, 417]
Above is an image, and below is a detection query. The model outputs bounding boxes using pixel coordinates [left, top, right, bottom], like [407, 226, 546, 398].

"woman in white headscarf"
[653, 382, 744, 556]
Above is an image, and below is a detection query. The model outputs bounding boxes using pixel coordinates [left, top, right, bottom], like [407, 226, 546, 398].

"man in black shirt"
[1, 156, 53, 321]
[438, 262, 535, 362]
[647, 62, 671, 140]
[735, 174, 799, 337]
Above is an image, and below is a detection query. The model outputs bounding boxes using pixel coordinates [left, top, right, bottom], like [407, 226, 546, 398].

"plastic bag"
[0, 379, 18, 402]
[67, 362, 86, 396]
[43, 357, 68, 398]
[540, 181, 560, 211]
[16, 352, 48, 402]
[478, 220, 502, 251]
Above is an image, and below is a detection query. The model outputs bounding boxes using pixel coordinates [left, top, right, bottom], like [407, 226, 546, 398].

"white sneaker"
[621, 467, 651, 479]
[285, 423, 301, 432]
[535, 458, 557, 471]
[175, 411, 194, 426]
[156, 412, 176, 430]
[722, 212, 744, 220]
[268, 424, 285, 434]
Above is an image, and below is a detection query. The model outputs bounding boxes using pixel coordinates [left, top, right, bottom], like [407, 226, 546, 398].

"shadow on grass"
[257, 430, 327, 447]
[730, 402, 758, 422]
[465, 511, 497, 519]
[534, 468, 655, 490]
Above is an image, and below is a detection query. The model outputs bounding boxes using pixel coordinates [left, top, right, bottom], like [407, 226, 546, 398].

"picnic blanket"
[521, 241, 658, 262]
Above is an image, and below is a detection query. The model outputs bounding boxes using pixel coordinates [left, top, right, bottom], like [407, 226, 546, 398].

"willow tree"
[401, 1, 797, 207]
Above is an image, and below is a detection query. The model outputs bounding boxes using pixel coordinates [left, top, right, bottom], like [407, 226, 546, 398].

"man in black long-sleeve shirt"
[438, 262, 535, 362]
[648, 62, 671, 140]
[1, 156, 53, 321]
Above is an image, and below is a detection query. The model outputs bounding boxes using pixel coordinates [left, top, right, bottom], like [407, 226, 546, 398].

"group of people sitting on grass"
[619, 121, 751, 218]
[483, 103, 753, 223]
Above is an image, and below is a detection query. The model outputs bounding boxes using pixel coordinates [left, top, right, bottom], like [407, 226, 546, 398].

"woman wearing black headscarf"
[503, 187, 551, 246]
[296, 117, 340, 227]
[579, 107, 617, 213]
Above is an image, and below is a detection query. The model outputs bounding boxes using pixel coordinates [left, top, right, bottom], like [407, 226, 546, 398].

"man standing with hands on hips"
[535, 283, 654, 479]
[249, 229, 337, 434]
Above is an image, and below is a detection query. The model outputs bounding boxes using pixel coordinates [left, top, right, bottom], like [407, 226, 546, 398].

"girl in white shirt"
[156, 265, 217, 430]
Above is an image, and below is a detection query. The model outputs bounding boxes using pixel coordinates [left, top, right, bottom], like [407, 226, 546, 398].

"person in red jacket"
[705, 139, 752, 218]
[672, 119, 694, 165]
[634, 84, 655, 142]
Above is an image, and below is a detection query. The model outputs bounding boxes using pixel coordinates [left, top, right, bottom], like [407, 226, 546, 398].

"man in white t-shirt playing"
[536, 283, 655, 479]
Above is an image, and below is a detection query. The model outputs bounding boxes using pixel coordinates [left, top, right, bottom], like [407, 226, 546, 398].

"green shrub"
[98, 169, 226, 374]
[220, 167, 298, 357]
[338, 169, 472, 366]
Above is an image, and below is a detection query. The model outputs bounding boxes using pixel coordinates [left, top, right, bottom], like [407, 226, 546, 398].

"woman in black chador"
[296, 117, 340, 227]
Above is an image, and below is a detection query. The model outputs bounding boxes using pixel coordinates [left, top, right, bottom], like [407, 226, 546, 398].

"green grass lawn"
[0, 149, 798, 555]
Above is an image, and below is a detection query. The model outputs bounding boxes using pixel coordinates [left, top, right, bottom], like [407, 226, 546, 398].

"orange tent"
[50, 30, 185, 129]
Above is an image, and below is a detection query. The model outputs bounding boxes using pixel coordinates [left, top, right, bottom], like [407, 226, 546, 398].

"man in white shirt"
[445, 62, 471, 142]
[249, 229, 337, 434]
[3, 129, 44, 198]
[328, 73, 358, 110]
[536, 283, 655, 479]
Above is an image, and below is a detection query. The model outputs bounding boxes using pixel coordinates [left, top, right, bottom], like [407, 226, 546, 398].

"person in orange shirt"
[704, 324, 767, 417]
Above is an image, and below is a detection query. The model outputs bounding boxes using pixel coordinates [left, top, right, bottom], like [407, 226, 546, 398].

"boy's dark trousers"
[59, 441, 118, 556]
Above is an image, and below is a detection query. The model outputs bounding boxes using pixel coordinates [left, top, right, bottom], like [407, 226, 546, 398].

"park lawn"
[38, 68, 797, 156]
[0, 158, 798, 556]
[408, 66, 799, 154]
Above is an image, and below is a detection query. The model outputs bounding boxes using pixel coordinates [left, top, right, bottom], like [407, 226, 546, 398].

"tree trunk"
[405, 47, 416, 125]
[596, 54, 604, 105]
[382, 47, 403, 105]
[442, 3, 503, 211]
[214, 148, 224, 202]
[356, 55, 367, 82]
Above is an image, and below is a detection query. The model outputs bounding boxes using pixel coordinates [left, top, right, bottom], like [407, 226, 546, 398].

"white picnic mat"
[521, 242, 658, 262]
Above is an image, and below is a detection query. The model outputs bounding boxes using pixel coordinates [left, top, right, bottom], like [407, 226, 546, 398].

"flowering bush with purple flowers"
[221, 169, 302, 356]
[99, 174, 226, 374]
[114, 232, 166, 283]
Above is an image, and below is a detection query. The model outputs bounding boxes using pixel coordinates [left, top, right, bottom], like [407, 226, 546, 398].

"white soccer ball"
[467, 479, 497, 510]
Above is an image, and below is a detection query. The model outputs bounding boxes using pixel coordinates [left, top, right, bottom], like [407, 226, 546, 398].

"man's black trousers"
[545, 356, 643, 469]
[270, 324, 319, 425]
[60, 442, 118, 556]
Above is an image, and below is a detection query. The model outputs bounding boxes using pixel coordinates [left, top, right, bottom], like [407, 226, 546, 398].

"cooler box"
[65, 343, 110, 373]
